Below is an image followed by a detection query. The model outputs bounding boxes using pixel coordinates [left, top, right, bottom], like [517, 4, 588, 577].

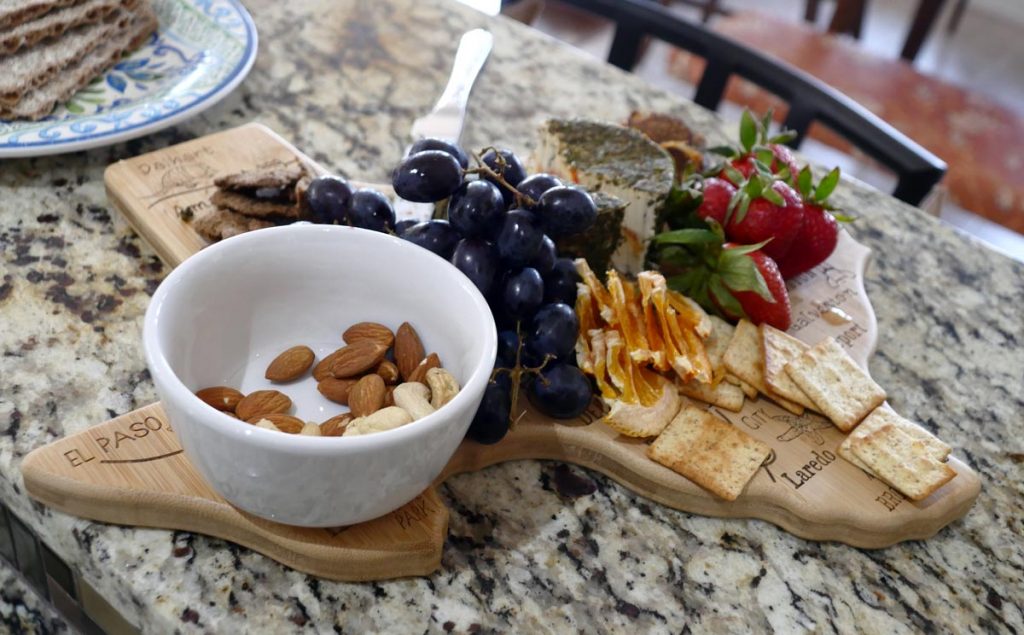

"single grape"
[516, 173, 562, 209]
[448, 180, 505, 238]
[482, 149, 527, 186]
[451, 238, 498, 295]
[529, 363, 593, 419]
[305, 175, 353, 224]
[526, 302, 579, 361]
[537, 186, 598, 238]
[401, 219, 460, 259]
[410, 137, 469, 169]
[544, 258, 581, 305]
[466, 381, 511, 444]
[496, 210, 543, 266]
[394, 219, 418, 236]
[392, 150, 463, 203]
[348, 188, 395, 232]
[530, 235, 557, 276]
[502, 267, 544, 320]
[482, 148, 527, 207]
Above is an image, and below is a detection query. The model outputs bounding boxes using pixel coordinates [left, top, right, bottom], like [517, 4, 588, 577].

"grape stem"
[489, 321, 554, 429]
[467, 148, 538, 209]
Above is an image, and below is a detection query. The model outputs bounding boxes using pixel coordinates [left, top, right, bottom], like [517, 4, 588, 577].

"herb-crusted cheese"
[554, 191, 625, 276]
[532, 118, 674, 274]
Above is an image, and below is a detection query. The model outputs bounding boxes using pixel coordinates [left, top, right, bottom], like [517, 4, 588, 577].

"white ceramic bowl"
[143, 224, 496, 527]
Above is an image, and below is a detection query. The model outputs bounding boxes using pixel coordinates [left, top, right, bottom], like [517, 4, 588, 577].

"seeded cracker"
[648, 406, 770, 501]
[210, 189, 301, 219]
[722, 319, 805, 415]
[761, 324, 818, 411]
[849, 423, 956, 501]
[785, 337, 885, 431]
[839, 406, 951, 474]
[214, 163, 306, 190]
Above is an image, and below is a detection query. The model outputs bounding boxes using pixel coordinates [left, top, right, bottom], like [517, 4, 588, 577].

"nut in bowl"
[143, 225, 496, 527]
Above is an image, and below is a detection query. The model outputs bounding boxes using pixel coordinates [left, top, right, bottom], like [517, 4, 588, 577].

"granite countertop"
[1, 0, 1022, 632]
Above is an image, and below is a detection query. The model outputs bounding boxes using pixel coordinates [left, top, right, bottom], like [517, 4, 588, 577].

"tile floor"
[526, 0, 1024, 261]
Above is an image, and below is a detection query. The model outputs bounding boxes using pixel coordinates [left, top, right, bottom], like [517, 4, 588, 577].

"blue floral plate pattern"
[0, 0, 257, 158]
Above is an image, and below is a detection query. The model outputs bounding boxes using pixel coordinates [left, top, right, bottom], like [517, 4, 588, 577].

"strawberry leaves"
[795, 166, 854, 222]
[739, 110, 758, 153]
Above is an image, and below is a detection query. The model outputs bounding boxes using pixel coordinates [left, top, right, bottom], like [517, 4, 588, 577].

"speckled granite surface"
[0, 0, 1022, 632]
[0, 559, 70, 634]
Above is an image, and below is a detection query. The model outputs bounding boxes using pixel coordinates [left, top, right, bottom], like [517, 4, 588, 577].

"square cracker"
[785, 337, 885, 431]
[839, 406, 950, 475]
[704, 315, 735, 376]
[761, 324, 818, 412]
[678, 379, 745, 412]
[723, 319, 805, 415]
[849, 423, 956, 501]
[648, 406, 770, 501]
[725, 373, 758, 399]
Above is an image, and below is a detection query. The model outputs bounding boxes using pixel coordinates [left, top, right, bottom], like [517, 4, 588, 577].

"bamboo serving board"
[21, 124, 980, 582]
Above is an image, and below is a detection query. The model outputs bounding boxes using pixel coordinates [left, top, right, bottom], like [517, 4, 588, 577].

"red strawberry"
[724, 178, 804, 263]
[720, 244, 792, 331]
[727, 145, 801, 185]
[649, 226, 792, 332]
[774, 166, 848, 279]
[716, 110, 803, 185]
[696, 177, 736, 226]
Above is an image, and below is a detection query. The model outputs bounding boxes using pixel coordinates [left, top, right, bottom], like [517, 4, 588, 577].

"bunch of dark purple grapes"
[303, 138, 599, 445]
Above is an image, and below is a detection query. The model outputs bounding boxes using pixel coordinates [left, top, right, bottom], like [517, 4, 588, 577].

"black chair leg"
[608, 24, 644, 70]
[805, 0, 821, 23]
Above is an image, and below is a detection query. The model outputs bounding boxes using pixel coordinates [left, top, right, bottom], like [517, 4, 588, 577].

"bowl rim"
[143, 224, 497, 453]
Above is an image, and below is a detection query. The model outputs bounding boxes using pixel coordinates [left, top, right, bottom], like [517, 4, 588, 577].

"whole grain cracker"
[784, 337, 885, 431]
[761, 324, 818, 411]
[839, 405, 951, 476]
[648, 406, 770, 501]
[210, 189, 301, 220]
[0, 0, 130, 55]
[722, 319, 805, 415]
[678, 378, 745, 412]
[849, 423, 956, 501]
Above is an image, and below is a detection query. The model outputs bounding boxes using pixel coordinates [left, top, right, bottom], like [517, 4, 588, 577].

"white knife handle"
[433, 29, 494, 115]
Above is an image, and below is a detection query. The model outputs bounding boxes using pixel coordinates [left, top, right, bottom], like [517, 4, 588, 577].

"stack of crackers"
[644, 317, 955, 503]
[0, 0, 157, 120]
[190, 163, 314, 242]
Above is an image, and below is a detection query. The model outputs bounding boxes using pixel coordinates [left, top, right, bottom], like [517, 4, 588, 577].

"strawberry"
[650, 227, 792, 331]
[720, 244, 792, 331]
[775, 167, 851, 279]
[695, 177, 736, 225]
[712, 110, 802, 186]
[720, 176, 805, 263]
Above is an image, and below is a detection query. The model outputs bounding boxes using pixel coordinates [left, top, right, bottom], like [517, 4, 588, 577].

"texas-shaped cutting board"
[22, 124, 980, 581]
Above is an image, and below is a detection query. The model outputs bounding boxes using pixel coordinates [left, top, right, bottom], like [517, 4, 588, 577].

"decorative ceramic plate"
[0, 0, 257, 158]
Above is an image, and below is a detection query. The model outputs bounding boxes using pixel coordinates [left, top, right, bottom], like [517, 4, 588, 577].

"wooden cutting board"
[21, 123, 981, 582]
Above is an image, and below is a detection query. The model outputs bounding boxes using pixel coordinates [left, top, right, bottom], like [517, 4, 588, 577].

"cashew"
[344, 406, 413, 436]
[299, 422, 321, 436]
[253, 418, 279, 431]
[425, 368, 460, 409]
[392, 382, 435, 421]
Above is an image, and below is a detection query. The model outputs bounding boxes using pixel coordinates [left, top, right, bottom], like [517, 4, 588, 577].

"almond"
[235, 390, 292, 421]
[349, 374, 386, 417]
[247, 413, 304, 433]
[395, 322, 425, 380]
[265, 345, 315, 382]
[313, 347, 346, 381]
[321, 413, 353, 437]
[408, 352, 441, 385]
[330, 340, 388, 378]
[317, 377, 357, 404]
[375, 359, 400, 384]
[195, 386, 244, 412]
[343, 322, 395, 348]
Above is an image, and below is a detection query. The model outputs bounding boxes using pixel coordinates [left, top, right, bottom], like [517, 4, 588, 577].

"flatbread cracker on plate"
[849, 423, 956, 501]
[784, 337, 885, 431]
[648, 405, 770, 501]
[723, 319, 804, 415]
[678, 378, 745, 412]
